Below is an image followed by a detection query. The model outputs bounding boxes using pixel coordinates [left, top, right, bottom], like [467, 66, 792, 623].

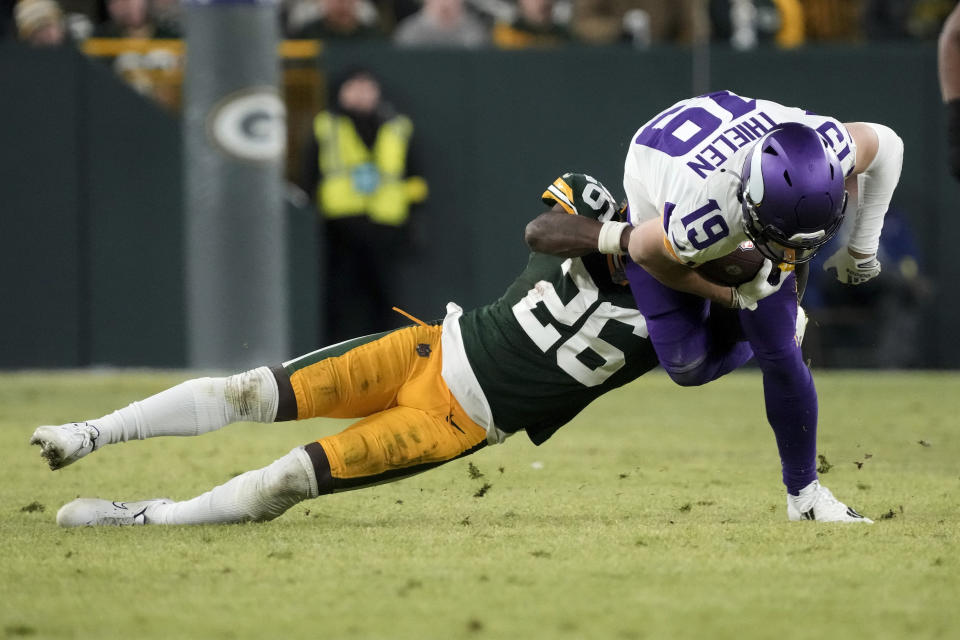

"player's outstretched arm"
[627, 219, 745, 307]
[524, 206, 631, 258]
[940, 4, 960, 102]
[823, 122, 904, 285]
[525, 210, 606, 257]
[940, 4, 960, 180]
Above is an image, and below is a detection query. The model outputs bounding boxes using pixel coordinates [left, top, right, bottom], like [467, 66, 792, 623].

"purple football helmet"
[738, 122, 847, 264]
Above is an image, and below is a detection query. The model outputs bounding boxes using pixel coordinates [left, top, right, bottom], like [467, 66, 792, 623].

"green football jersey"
[459, 173, 659, 445]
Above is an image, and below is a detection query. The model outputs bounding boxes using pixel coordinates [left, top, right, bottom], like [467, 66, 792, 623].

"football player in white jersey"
[618, 91, 903, 522]
[624, 91, 902, 293]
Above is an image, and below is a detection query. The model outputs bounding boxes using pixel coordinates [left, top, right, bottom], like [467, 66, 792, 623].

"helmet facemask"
[740, 188, 847, 264]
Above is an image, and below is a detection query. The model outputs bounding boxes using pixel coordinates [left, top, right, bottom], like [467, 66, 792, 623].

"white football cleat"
[795, 306, 808, 347]
[30, 422, 101, 470]
[56, 498, 172, 527]
[787, 480, 873, 523]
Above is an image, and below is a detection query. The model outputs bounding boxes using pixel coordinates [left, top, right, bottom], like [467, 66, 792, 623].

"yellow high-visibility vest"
[314, 111, 424, 226]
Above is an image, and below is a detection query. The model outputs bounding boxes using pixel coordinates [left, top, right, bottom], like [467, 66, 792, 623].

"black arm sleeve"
[948, 99, 960, 181]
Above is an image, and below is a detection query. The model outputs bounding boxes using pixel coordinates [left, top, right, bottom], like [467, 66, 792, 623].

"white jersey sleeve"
[623, 91, 857, 266]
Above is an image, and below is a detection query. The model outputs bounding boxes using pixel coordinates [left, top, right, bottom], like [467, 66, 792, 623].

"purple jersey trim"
[663, 202, 676, 233]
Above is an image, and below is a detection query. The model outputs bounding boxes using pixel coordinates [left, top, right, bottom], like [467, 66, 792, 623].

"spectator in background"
[290, 0, 382, 40]
[380, 0, 421, 30]
[571, 0, 632, 44]
[2, 0, 12, 39]
[865, 208, 933, 368]
[865, 0, 955, 41]
[799, 0, 861, 42]
[84, 0, 180, 107]
[572, 0, 706, 46]
[151, 0, 180, 36]
[709, 0, 804, 49]
[13, 0, 67, 45]
[804, 207, 932, 368]
[863, 0, 912, 39]
[393, 0, 489, 47]
[300, 68, 428, 344]
[906, 0, 957, 39]
[492, 0, 571, 47]
[92, 0, 178, 38]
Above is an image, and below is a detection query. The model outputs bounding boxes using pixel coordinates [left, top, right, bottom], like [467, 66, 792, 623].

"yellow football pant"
[285, 324, 488, 492]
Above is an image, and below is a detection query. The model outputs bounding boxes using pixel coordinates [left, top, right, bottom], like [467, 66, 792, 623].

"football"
[697, 241, 765, 286]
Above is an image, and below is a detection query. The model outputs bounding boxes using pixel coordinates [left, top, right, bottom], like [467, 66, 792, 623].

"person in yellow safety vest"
[300, 67, 428, 345]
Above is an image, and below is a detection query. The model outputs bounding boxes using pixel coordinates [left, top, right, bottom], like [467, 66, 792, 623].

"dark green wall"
[0, 44, 319, 368]
[1, 44, 185, 367]
[2, 42, 956, 368]
[1, 47, 84, 367]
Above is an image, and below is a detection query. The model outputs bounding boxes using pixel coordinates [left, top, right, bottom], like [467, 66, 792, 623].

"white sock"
[89, 367, 280, 446]
[147, 447, 318, 525]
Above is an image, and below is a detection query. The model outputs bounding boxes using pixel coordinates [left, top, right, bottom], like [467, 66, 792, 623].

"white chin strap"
[787, 230, 826, 245]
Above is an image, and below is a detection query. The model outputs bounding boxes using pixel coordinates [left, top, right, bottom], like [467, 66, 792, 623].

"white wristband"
[730, 287, 742, 310]
[598, 221, 629, 254]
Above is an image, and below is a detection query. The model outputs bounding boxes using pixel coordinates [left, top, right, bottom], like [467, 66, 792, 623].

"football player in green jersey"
[32, 172, 663, 527]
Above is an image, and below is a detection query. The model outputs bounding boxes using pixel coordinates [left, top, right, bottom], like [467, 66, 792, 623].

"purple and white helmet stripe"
[739, 122, 847, 264]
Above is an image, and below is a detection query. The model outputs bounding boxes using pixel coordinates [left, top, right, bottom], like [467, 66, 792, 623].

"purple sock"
[626, 261, 817, 493]
[739, 277, 818, 494]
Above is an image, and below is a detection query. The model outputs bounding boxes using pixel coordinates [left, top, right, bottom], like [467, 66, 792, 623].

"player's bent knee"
[664, 369, 710, 387]
[661, 359, 713, 387]
[222, 366, 281, 424]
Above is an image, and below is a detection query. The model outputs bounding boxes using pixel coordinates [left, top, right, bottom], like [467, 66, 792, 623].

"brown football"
[697, 242, 765, 286]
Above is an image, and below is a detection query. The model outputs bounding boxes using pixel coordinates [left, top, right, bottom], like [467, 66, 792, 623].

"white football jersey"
[623, 91, 857, 265]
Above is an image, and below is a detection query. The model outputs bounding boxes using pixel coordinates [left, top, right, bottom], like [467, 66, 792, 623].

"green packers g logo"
[207, 87, 286, 163]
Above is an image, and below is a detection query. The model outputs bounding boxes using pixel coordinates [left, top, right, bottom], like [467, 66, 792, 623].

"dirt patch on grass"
[817, 454, 833, 474]
[473, 483, 492, 498]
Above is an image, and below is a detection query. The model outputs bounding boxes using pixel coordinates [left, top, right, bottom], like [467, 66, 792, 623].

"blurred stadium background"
[1, 0, 958, 371]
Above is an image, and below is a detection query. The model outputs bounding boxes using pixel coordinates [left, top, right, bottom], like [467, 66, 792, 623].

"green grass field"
[1, 370, 958, 640]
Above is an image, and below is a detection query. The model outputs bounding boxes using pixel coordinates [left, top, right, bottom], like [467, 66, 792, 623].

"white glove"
[823, 247, 882, 285]
[732, 259, 785, 311]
